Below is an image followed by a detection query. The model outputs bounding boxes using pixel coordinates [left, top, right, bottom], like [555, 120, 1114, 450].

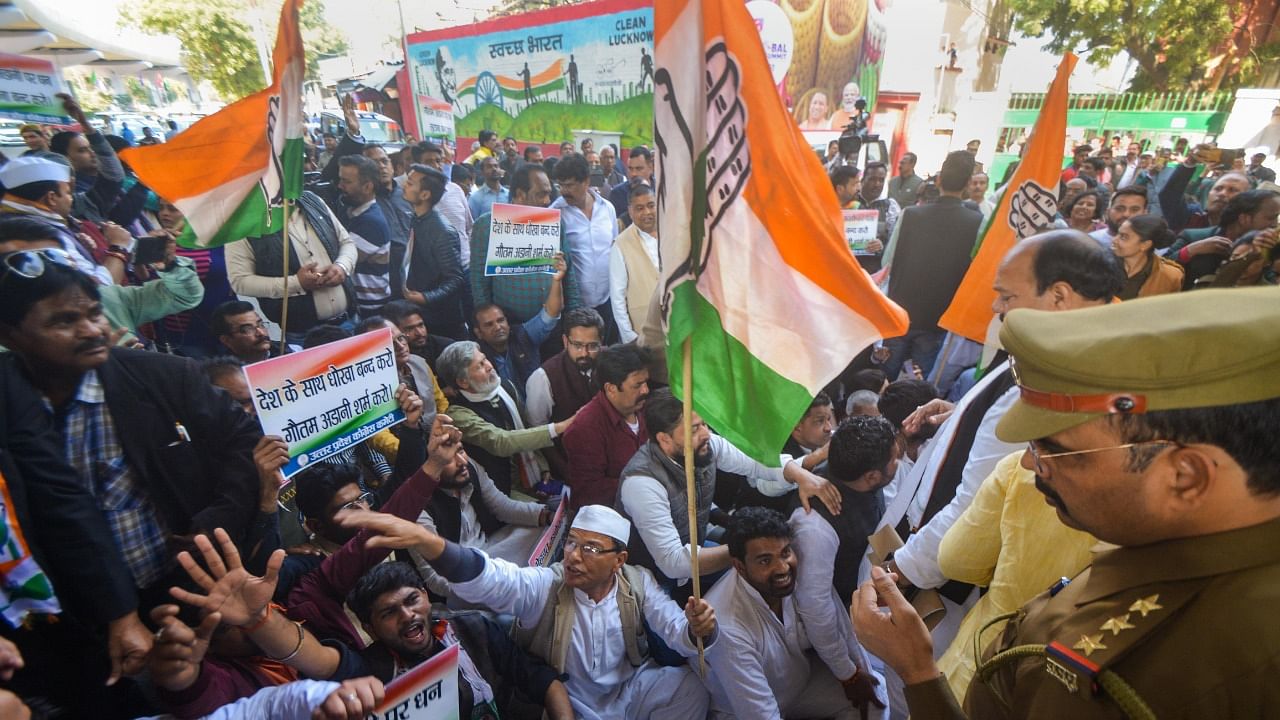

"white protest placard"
[0, 53, 71, 125]
[370, 644, 459, 720]
[244, 328, 405, 478]
[843, 209, 879, 256]
[484, 203, 561, 276]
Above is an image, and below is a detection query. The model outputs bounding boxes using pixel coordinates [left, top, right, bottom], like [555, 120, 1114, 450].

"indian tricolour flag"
[121, 0, 305, 249]
[655, 0, 909, 464]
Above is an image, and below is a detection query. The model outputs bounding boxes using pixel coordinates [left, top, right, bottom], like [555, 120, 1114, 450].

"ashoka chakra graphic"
[477, 72, 504, 109]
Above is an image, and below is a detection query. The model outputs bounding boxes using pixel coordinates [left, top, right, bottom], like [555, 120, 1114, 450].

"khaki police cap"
[996, 286, 1280, 443]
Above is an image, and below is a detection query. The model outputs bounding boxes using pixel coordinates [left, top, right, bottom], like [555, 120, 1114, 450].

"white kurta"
[452, 554, 711, 720]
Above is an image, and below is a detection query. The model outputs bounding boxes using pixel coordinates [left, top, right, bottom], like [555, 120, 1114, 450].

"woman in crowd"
[1062, 189, 1103, 234]
[1110, 213, 1184, 300]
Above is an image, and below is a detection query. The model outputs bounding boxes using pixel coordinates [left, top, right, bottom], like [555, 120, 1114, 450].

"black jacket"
[887, 196, 983, 330]
[407, 209, 467, 339]
[0, 364, 136, 625]
[3, 349, 263, 548]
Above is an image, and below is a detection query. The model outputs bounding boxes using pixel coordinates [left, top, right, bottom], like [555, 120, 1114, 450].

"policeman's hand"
[684, 596, 716, 640]
[786, 463, 842, 515]
[105, 611, 152, 686]
[903, 398, 954, 436]
[1185, 236, 1233, 258]
[395, 383, 424, 429]
[0, 636, 23, 681]
[297, 261, 324, 291]
[841, 669, 885, 711]
[313, 676, 384, 720]
[147, 605, 220, 692]
[850, 566, 938, 685]
[169, 528, 284, 627]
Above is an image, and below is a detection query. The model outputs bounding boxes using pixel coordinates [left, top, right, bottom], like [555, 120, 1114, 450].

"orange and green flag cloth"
[939, 53, 1077, 343]
[121, 0, 306, 249]
[654, 0, 909, 465]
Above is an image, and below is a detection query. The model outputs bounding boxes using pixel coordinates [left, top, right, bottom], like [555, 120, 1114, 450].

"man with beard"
[791, 416, 897, 717]
[525, 308, 604, 483]
[705, 507, 883, 719]
[471, 252, 568, 393]
[336, 155, 392, 315]
[1088, 186, 1148, 248]
[341, 504, 718, 720]
[617, 389, 842, 599]
[436, 340, 573, 498]
[854, 286, 1280, 719]
[409, 443, 550, 599]
[562, 343, 649, 515]
[856, 162, 898, 273]
[211, 301, 278, 364]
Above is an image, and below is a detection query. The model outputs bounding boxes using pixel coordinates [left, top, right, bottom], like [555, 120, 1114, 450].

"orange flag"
[938, 53, 1077, 342]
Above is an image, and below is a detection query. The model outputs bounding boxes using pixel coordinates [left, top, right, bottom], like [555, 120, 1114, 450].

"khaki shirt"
[224, 204, 357, 321]
[906, 517, 1280, 718]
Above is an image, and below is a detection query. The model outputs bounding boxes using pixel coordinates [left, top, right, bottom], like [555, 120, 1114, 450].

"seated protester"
[1167, 188, 1280, 288]
[211, 300, 281, 364]
[471, 252, 569, 394]
[784, 391, 836, 473]
[435, 340, 573, 498]
[382, 298, 458, 369]
[704, 508, 885, 720]
[409, 445, 551, 599]
[845, 389, 881, 418]
[284, 409, 445, 648]
[0, 258, 260, 613]
[0, 351, 151, 719]
[617, 389, 841, 599]
[158, 530, 574, 720]
[343, 505, 718, 720]
[562, 343, 650, 515]
[200, 356, 253, 416]
[356, 315, 441, 440]
[302, 324, 351, 348]
[0, 183, 203, 346]
[791, 416, 898, 701]
[526, 307, 605, 482]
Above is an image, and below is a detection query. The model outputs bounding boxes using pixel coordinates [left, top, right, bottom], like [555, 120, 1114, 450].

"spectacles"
[234, 321, 267, 335]
[0, 248, 76, 287]
[566, 339, 601, 352]
[339, 492, 376, 512]
[1025, 440, 1174, 475]
[564, 537, 623, 556]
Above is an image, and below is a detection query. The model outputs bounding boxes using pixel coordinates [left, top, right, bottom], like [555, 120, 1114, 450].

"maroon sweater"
[561, 392, 645, 513]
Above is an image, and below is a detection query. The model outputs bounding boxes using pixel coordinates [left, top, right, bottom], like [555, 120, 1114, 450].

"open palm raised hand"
[169, 528, 285, 627]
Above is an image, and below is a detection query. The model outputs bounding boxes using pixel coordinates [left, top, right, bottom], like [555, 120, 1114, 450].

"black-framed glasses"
[564, 537, 623, 556]
[1026, 439, 1175, 475]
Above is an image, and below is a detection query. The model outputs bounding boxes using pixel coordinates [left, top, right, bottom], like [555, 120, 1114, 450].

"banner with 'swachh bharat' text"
[372, 644, 459, 720]
[484, 203, 562, 276]
[244, 328, 405, 478]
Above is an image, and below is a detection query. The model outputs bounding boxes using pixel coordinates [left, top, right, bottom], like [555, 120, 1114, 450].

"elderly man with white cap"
[340, 503, 718, 720]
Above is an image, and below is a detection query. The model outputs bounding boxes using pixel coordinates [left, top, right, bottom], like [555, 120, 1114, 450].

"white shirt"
[524, 366, 593, 426]
[883, 361, 1022, 589]
[608, 228, 659, 343]
[703, 569, 816, 719]
[552, 190, 617, 307]
[1089, 226, 1115, 249]
[618, 435, 795, 582]
[411, 462, 544, 597]
[142, 679, 340, 720]
[436, 182, 474, 266]
[452, 554, 706, 720]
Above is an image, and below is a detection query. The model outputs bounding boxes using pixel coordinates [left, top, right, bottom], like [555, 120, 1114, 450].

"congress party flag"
[938, 53, 1077, 343]
[654, 0, 909, 465]
[121, 0, 306, 249]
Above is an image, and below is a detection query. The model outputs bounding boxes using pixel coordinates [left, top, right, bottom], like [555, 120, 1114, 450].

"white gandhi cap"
[0, 156, 71, 188]
[570, 505, 631, 546]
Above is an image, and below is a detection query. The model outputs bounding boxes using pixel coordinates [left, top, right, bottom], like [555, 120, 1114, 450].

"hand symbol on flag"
[1007, 180, 1058, 239]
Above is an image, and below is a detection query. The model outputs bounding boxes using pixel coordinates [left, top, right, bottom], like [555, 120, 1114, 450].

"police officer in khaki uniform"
[852, 285, 1280, 719]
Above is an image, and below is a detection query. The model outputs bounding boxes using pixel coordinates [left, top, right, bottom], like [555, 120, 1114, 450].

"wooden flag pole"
[278, 198, 292, 356]
[681, 336, 705, 676]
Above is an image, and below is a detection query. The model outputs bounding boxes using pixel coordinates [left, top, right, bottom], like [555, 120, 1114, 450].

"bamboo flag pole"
[681, 336, 706, 676]
[278, 198, 293, 356]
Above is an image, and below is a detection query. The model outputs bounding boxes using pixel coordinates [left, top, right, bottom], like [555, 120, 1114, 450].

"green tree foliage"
[490, 0, 584, 19]
[1007, 0, 1232, 91]
[123, 0, 348, 101]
